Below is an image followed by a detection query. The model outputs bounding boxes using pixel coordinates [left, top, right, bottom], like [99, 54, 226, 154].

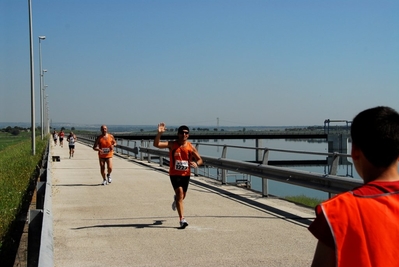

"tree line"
[1, 126, 76, 136]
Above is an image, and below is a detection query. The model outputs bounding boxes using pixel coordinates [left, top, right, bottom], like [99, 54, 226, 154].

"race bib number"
[174, 160, 189, 171]
[102, 148, 110, 154]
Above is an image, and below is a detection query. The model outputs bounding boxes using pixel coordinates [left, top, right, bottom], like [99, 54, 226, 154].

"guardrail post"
[255, 139, 262, 161]
[140, 140, 144, 161]
[126, 140, 130, 157]
[261, 149, 270, 197]
[329, 152, 340, 175]
[221, 145, 227, 184]
[194, 144, 200, 176]
[146, 141, 151, 163]
[262, 178, 269, 197]
[262, 149, 269, 165]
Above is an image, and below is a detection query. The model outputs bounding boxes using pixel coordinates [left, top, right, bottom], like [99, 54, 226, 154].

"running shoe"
[102, 180, 108, 186]
[107, 174, 112, 184]
[171, 195, 176, 211]
[180, 218, 188, 228]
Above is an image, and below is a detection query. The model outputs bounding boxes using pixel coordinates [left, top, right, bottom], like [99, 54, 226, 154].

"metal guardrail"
[139, 147, 362, 197]
[78, 135, 362, 197]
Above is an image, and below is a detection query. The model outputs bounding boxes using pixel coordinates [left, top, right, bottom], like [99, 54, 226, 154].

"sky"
[1, 0, 398, 128]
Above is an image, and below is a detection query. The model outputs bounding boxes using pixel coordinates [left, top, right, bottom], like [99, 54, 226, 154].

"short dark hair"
[351, 106, 399, 167]
[178, 125, 189, 133]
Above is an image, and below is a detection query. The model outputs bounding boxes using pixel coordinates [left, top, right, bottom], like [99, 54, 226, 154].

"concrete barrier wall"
[37, 167, 53, 266]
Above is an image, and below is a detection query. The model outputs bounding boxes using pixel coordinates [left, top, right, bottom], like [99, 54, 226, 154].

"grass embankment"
[0, 133, 47, 253]
[0, 132, 32, 151]
[285, 194, 323, 209]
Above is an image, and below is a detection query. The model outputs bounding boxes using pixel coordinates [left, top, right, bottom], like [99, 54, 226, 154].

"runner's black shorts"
[69, 145, 75, 149]
[170, 175, 190, 192]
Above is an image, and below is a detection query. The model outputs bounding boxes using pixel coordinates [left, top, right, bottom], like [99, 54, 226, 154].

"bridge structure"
[113, 130, 328, 141]
[29, 140, 324, 267]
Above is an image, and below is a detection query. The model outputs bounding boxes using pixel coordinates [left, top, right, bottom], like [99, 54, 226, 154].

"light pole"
[44, 95, 49, 135]
[39, 36, 46, 139]
[28, 0, 35, 155]
[43, 84, 48, 134]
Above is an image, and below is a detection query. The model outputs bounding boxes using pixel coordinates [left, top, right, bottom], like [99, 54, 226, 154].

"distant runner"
[59, 130, 65, 148]
[67, 132, 77, 159]
[52, 130, 58, 146]
[93, 125, 117, 185]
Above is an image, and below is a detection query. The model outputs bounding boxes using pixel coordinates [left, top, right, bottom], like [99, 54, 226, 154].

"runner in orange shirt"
[93, 125, 117, 185]
[153, 123, 203, 228]
[59, 130, 65, 148]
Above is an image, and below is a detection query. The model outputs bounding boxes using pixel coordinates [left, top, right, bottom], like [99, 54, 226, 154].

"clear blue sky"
[1, 0, 398, 127]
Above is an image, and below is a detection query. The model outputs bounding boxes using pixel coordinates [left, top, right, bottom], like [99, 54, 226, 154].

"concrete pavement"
[50, 141, 317, 267]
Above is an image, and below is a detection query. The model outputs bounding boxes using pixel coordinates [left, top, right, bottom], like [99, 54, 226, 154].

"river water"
[191, 138, 360, 201]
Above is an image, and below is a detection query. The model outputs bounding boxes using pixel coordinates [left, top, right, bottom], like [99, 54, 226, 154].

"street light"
[43, 84, 48, 132]
[44, 95, 49, 135]
[28, 0, 36, 155]
[39, 35, 46, 139]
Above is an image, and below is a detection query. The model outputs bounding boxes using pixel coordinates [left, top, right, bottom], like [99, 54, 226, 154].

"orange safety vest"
[320, 191, 399, 267]
[169, 141, 195, 176]
[96, 134, 115, 159]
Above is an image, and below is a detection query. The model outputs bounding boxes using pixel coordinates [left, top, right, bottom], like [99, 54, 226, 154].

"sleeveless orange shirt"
[321, 191, 399, 267]
[169, 141, 195, 176]
[97, 134, 115, 158]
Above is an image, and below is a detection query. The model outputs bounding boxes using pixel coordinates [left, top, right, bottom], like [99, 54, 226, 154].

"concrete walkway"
[50, 141, 317, 267]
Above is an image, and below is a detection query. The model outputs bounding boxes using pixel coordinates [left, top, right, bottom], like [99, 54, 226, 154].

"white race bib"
[102, 148, 110, 154]
[174, 160, 189, 171]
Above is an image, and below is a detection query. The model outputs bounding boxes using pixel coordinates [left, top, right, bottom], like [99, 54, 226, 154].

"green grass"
[285, 194, 324, 209]
[0, 135, 47, 252]
[0, 131, 32, 151]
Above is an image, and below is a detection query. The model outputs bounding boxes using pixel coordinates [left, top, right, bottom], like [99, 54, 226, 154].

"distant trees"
[1, 126, 29, 136]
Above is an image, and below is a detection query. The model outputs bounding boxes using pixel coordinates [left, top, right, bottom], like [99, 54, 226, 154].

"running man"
[67, 132, 77, 158]
[52, 130, 58, 146]
[153, 123, 203, 228]
[93, 125, 117, 185]
[59, 130, 65, 148]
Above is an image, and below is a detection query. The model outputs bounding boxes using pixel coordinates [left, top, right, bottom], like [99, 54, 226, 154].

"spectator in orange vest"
[309, 106, 399, 267]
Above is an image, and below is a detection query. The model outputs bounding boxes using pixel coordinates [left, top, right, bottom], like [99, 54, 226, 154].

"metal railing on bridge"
[78, 135, 362, 198]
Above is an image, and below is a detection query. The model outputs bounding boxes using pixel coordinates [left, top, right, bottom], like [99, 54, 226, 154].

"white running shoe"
[102, 180, 108, 186]
[171, 195, 176, 211]
[180, 218, 188, 228]
[107, 174, 112, 184]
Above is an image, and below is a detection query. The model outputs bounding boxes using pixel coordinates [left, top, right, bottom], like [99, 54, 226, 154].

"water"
[189, 138, 361, 201]
[120, 138, 360, 201]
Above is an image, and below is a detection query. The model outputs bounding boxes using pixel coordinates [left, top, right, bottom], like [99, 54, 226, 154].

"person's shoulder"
[353, 180, 399, 196]
[187, 141, 196, 149]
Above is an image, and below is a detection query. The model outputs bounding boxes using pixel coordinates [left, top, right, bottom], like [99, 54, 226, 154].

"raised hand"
[158, 122, 167, 133]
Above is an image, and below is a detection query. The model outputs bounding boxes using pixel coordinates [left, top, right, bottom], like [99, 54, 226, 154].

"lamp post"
[43, 85, 48, 134]
[44, 95, 49, 135]
[39, 36, 46, 140]
[28, 0, 35, 155]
